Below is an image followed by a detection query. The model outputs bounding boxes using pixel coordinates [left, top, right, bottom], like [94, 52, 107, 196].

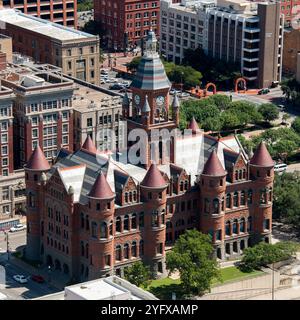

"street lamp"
[4, 231, 9, 261]
[272, 262, 275, 300]
[48, 265, 52, 283]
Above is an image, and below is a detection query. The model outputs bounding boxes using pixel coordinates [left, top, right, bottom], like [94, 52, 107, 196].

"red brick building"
[2, 0, 78, 28]
[94, 0, 160, 50]
[251, 0, 300, 26]
[25, 31, 274, 281]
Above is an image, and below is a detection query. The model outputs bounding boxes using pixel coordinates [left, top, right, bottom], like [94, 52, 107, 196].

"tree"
[258, 103, 279, 123]
[77, 0, 93, 12]
[166, 64, 202, 89]
[240, 242, 297, 272]
[166, 230, 220, 296]
[124, 261, 151, 288]
[208, 94, 231, 110]
[126, 57, 142, 73]
[292, 117, 300, 134]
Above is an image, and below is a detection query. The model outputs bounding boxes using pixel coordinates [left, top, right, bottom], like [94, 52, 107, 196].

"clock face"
[156, 95, 165, 107]
[134, 94, 141, 105]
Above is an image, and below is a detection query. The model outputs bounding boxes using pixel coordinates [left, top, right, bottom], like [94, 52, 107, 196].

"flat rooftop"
[72, 85, 122, 112]
[0, 9, 96, 41]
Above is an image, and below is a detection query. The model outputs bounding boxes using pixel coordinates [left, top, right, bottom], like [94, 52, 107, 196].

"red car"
[31, 275, 45, 283]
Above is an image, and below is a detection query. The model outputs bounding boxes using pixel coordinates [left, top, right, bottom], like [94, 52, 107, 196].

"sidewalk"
[8, 255, 67, 291]
[247, 286, 300, 300]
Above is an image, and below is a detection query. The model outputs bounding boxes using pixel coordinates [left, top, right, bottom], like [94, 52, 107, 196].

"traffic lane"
[0, 230, 26, 252]
[1, 261, 59, 300]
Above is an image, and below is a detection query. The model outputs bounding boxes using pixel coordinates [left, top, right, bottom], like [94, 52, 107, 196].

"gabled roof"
[82, 136, 97, 154]
[250, 142, 274, 167]
[25, 145, 50, 171]
[188, 117, 200, 134]
[202, 150, 226, 176]
[141, 163, 167, 188]
[57, 164, 86, 202]
[88, 170, 115, 199]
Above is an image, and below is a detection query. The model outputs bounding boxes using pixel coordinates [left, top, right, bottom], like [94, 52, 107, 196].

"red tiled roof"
[188, 117, 200, 133]
[25, 145, 50, 171]
[250, 142, 274, 167]
[141, 163, 167, 188]
[202, 150, 226, 176]
[88, 171, 114, 199]
[82, 136, 97, 154]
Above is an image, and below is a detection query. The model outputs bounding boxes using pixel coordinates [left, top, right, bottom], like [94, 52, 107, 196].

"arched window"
[264, 219, 270, 230]
[180, 181, 184, 192]
[129, 192, 133, 202]
[239, 170, 242, 180]
[124, 243, 129, 259]
[124, 192, 128, 203]
[116, 217, 121, 233]
[81, 241, 84, 256]
[115, 245, 121, 261]
[226, 194, 231, 208]
[233, 219, 238, 234]
[131, 213, 137, 229]
[269, 188, 272, 202]
[240, 191, 246, 206]
[247, 216, 252, 232]
[240, 218, 245, 233]
[132, 241, 137, 257]
[243, 169, 246, 179]
[225, 221, 231, 236]
[109, 220, 113, 236]
[152, 211, 159, 227]
[161, 210, 165, 225]
[139, 240, 144, 256]
[85, 215, 89, 230]
[221, 197, 225, 211]
[91, 222, 97, 238]
[248, 189, 253, 204]
[184, 180, 189, 190]
[28, 192, 35, 207]
[133, 191, 137, 202]
[213, 198, 219, 214]
[233, 192, 238, 207]
[235, 171, 238, 180]
[124, 215, 129, 230]
[100, 222, 107, 238]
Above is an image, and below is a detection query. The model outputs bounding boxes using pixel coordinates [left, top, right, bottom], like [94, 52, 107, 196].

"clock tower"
[127, 29, 179, 169]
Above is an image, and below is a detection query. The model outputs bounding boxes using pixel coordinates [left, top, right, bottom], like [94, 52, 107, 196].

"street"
[0, 230, 59, 300]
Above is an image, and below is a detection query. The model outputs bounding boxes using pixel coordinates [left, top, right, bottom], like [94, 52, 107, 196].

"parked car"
[179, 92, 190, 98]
[13, 275, 28, 284]
[109, 84, 124, 90]
[274, 163, 287, 173]
[9, 224, 26, 232]
[258, 88, 270, 95]
[31, 275, 45, 283]
[170, 89, 180, 95]
[100, 69, 109, 75]
[100, 79, 107, 84]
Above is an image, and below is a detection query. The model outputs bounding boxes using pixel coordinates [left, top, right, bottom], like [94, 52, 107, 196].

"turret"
[199, 150, 227, 259]
[142, 95, 151, 127]
[172, 92, 180, 126]
[249, 142, 274, 243]
[81, 135, 97, 154]
[24, 145, 50, 261]
[188, 117, 200, 134]
[140, 163, 168, 276]
[87, 170, 115, 278]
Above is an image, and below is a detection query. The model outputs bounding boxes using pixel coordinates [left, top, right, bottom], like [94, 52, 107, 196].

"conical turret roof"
[88, 170, 114, 199]
[82, 136, 97, 154]
[25, 145, 50, 171]
[141, 163, 167, 188]
[202, 150, 226, 176]
[250, 142, 274, 167]
[172, 92, 180, 109]
[188, 117, 200, 134]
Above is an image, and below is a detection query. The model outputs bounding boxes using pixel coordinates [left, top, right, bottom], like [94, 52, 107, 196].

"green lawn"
[146, 266, 264, 299]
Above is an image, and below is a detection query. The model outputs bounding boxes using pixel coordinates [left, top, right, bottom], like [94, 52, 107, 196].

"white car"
[13, 275, 28, 284]
[170, 89, 180, 95]
[179, 92, 190, 98]
[100, 79, 107, 84]
[9, 224, 26, 232]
